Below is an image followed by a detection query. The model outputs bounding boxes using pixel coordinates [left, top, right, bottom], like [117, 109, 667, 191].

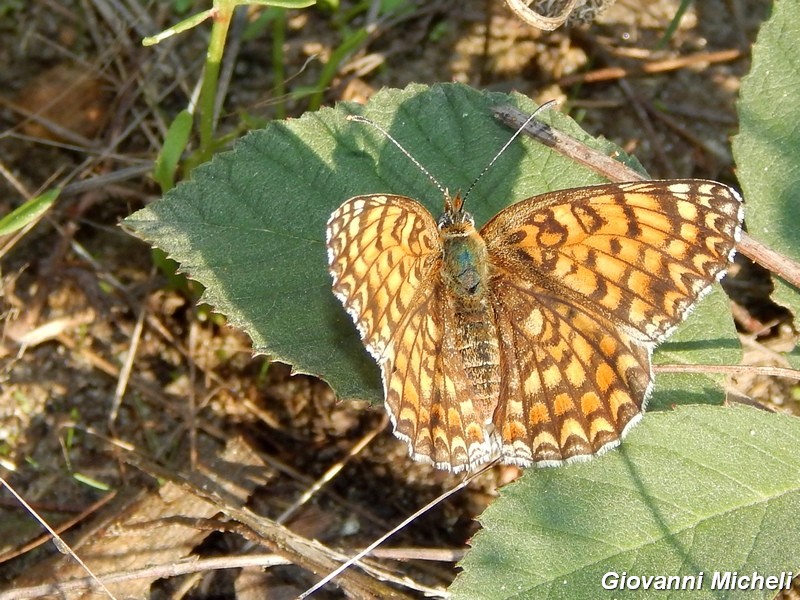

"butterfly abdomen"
[452, 308, 501, 406]
[441, 227, 501, 414]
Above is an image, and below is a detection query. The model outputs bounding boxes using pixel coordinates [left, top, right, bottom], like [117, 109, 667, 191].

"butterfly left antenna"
[347, 114, 449, 201]
[462, 99, 559, 204]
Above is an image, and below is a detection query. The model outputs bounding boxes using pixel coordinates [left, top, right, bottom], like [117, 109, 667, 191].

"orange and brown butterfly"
[326, 114, 743, 474]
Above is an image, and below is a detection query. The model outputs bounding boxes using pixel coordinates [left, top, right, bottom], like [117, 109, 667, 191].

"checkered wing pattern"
[327, 179, 743, 472]
[483, 180, 742, 465]
[327, 195, 500, 472]
[483, 180, 742, 343]
[491, 276, 652, 466]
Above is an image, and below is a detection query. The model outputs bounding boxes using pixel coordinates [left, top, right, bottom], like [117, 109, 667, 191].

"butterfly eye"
[438, 207, 474, 230]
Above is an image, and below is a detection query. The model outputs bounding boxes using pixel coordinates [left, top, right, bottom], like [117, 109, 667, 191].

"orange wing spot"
[595, 362, 616, 392]
[458, 398, 478, 420]
[385, 271, 406, 294]
[523, 309, 545, 337]
[599, 283, 623, 313]
[599, 335, 617, 356]
[553, 393, 574, 416]
[627, 270, 652, 298]
[505, 398, 525, 421]
[676, 199, 699, 222]
[447, 407, 462, 429]
[644, 229, 668, 249]
[542, 364, 563, 389]
[570, 267, 598, 297]
[580, 392, 602, 417]
[597, 259, 629, 285]
[598, 217, 631, 238]
[569, 333, 592, 361]
[636, 208, 673, 234]
[502, 419, 527, 441]
[642, 247, 665, 274]
[564, 356, 586, 387]
[679, 222, 700, 242]
[523, 371, 543, 395]
[666, 238, 689, 259]
[465, 422, 486, 443]
[629, 298, 651, 325]
[528, 402, 551, 425]
[552, 256, 572, 279]
[666, 182, 691, 195]
[539, 230, 566, 247]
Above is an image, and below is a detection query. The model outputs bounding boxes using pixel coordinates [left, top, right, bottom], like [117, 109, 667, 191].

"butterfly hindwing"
[490, 275, 652, 466]
[385, 276, 500, 472]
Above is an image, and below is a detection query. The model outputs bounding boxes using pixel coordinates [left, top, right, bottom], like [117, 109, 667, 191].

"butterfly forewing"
[482, 180, 743, 343]
[326, 195, 441, 361]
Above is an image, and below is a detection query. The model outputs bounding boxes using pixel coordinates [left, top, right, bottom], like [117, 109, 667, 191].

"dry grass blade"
[0, 477, 117, 600]
[298, 463, 495, 599]
[558, 49, 744, 86]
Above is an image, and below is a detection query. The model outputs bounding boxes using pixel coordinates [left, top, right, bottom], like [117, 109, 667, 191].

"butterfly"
[326, 126, 742, 474]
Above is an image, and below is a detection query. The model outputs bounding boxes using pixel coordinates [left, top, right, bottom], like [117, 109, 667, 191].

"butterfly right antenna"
[462, 99, 559, 204]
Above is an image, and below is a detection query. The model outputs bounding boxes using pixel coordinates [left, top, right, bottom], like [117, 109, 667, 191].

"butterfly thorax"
[438, 194, 489, 306]
[438, 196, 501, 414]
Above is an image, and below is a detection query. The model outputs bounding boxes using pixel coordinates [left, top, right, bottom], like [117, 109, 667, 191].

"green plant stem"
[657, 0, 692, 49]
[198, 2, 236, 161]
[272, 8, 287, 119]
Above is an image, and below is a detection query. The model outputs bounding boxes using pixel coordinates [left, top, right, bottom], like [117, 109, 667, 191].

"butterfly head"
[438, 192, 475, 234]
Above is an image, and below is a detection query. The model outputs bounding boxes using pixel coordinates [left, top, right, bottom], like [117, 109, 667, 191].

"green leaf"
[650, 287, 738, 410]
[732, 0, 800, 364]
[0, 188, 59, 236]
[124, 82, 740, 407]
[452, 404, 800, 600]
